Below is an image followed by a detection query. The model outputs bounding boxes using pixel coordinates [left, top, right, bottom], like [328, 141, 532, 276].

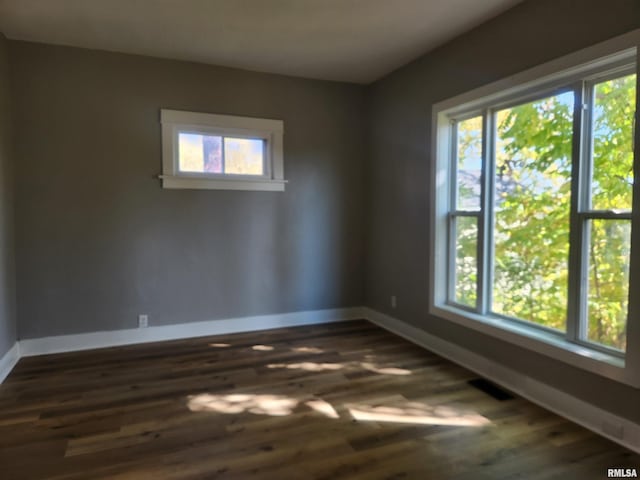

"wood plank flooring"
[0, 319, 638, 479]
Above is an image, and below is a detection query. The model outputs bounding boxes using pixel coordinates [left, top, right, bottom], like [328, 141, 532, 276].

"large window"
[431, 33, 639, 385]
[160, 110, 286, 191]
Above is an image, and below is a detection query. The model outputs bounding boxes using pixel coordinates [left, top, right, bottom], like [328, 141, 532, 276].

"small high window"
[160, 110, 286, 191]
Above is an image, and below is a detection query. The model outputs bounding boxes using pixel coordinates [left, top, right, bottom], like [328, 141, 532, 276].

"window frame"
[430, 30, 640, 386]
[160, 109, 286, 191]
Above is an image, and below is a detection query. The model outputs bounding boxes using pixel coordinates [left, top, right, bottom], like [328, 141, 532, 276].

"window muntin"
[436, 50, 637, 364]
[160, 110, 285, 191]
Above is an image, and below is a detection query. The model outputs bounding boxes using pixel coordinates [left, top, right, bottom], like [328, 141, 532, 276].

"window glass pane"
[492, 92, 574, 331]
[454, 216, 478, 308]
[456, 116, 482, 210]
[178, 133, 222, 173]
[591, 73, 636, 211]
[224, 138, 264, 175]
[586, 219, 630, 350]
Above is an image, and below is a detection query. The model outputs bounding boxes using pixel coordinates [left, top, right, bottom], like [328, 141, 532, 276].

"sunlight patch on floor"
[187, 393, 343, 419]
[361, 362, 411, 376]
[306, 399, 340, 419]
[187, 394, 299, 416]
[291, 346, 324, 354]
[267, 362, 345, 372]
[252, 345, 274, 351]
[266, 360, 412, 376]
[346, 402, 491, 427]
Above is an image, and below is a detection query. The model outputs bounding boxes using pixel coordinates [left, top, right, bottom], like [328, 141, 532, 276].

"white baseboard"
[363, 307, 640, 454]
[0, 342, 20, 383]
[18, 307, 366, 357]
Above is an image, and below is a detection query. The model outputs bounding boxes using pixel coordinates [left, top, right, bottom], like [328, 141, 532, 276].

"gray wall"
[11, 42, 366, 339]
[0, 33, 16, 357]
[366, 0, 640, 422]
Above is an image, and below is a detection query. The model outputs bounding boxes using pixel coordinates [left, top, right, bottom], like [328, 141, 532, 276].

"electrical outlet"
[391, 295, 397, 309]
[138, 314, 149, 328]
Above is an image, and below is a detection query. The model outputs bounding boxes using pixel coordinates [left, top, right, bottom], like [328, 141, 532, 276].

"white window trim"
[160, 109, 286, 191]
[430, 30, 640, 387]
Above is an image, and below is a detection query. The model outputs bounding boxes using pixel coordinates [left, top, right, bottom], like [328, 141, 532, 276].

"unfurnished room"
[0, 1, 639, 478]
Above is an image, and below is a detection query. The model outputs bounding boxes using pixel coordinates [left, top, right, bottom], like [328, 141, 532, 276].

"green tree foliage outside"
[454, 74, 636, 350]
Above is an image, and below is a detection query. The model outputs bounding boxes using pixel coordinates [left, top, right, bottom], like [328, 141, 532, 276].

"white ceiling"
[0, 0, 522, 84]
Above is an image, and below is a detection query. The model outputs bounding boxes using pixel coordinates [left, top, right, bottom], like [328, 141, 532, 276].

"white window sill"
[430, 304, 638, 387]
[160, 175, 287, 192]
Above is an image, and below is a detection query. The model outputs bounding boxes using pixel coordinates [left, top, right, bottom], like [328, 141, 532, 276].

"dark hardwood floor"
[0, 319, 637, 479]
